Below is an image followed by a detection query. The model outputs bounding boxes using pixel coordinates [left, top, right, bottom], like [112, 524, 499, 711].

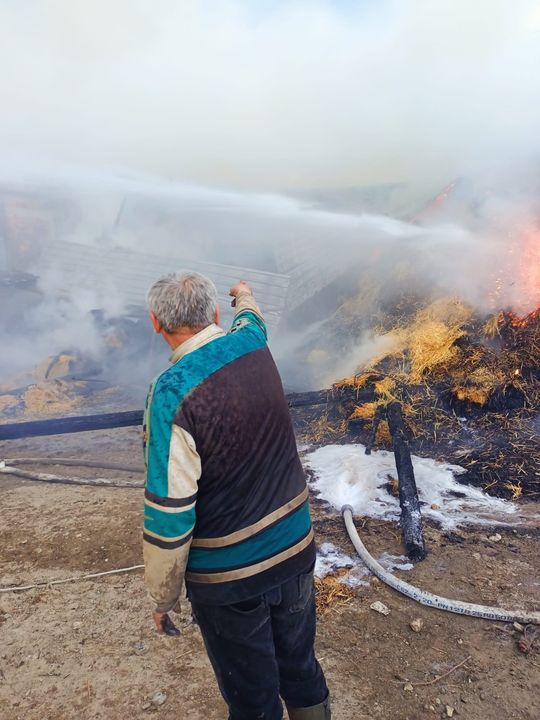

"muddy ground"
[0, 427, 539, 720]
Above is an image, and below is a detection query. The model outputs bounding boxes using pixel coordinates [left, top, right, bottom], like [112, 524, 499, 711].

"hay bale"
[415, 298, 472, 326]
[34, 353, 76, 382]
[22, 381, 82, 417]
[408, 319, 465, 381]
[0, 395, 19, 416]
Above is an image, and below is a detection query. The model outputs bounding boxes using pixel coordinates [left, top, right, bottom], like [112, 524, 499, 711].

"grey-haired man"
[143, 271, 330, 719]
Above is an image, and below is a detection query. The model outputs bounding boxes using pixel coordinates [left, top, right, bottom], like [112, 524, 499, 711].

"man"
[143, 271, 330, 720]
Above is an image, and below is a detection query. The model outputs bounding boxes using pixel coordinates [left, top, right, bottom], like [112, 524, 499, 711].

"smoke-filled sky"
[1, 0, 539, 397]
[1, 0, 540, 190]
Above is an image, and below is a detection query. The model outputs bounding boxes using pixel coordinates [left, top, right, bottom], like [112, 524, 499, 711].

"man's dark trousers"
[191, 569, 329, 720]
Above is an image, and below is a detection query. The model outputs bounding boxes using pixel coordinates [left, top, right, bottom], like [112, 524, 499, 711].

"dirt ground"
[1, 427, 539, 720]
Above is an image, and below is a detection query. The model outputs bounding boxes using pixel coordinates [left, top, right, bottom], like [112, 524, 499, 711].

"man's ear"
[149, 311, 162, 334]
[213, 304, 220, 326]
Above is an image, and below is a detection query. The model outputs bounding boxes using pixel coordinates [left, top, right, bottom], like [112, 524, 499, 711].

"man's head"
[147, 271, 219, 345]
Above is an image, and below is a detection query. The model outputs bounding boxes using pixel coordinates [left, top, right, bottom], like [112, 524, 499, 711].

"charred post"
[364, 404, 386, 455]
[386, 401, 427, 562]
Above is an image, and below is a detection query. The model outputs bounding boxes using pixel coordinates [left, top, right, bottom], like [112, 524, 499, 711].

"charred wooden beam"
[386, 401, 427, 562]
[0, 410, 145, 441]
[0, 389, 333, 441]
[286, 389, 331, 408]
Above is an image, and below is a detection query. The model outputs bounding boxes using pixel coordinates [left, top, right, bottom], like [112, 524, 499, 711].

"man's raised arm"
[229, 281, 266, 338]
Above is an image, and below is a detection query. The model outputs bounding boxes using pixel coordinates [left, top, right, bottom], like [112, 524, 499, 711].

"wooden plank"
[0, 390, 332, 441]
[0, 410, 144, 441]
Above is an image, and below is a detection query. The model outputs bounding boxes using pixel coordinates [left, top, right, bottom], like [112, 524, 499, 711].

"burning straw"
[299, 296, 540, 500]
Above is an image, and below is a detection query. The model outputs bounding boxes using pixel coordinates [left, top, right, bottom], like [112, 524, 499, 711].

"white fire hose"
[342, 505, 540, 625]
[0, 459, 143, 487]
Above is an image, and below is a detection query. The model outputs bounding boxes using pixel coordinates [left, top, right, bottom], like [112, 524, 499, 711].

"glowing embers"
[504, 307, 540, 329]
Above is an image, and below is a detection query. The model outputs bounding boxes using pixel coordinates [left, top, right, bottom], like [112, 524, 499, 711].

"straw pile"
[297, 298, 540, 500]
[315, 572, 356, 616]
[21, 381, 83, 417]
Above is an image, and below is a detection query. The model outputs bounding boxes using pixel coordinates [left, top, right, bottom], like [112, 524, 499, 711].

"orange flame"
[522, 226, 540, 308]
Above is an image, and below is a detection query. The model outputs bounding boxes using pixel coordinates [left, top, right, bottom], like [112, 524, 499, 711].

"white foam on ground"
[378, 552, 414, 572]
[305, 444, 520, 530]
[315, 542, 357, 577]
[315, 542, 369, 587]
[315, 543, 414, 588]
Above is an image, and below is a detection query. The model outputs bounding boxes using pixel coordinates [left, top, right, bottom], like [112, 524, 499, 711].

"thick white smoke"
[0, 1, 539, 190]
[0, 1, 539, 396]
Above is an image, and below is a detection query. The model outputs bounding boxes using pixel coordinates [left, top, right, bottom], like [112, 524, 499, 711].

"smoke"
[0, 1, 539, 190]
[0, 1, 539, 396]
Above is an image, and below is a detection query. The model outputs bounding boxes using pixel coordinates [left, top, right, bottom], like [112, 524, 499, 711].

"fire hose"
[0, 458, 144, 487]
[342, 505, 540, 625]
[1, 460, 538, 623]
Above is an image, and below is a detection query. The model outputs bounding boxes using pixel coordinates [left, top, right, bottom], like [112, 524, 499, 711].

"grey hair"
[147, 271, 218, 332]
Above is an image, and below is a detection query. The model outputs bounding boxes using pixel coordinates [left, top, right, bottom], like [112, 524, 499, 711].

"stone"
[445, 706, 455, 717]
[409, 618, 424, 633]
[152, 691, 167, 707]
[403, 683, 414, 692]
[488, 533, 502, 543]
[370, 601, 391, 616]
[472, 552, 481, 560]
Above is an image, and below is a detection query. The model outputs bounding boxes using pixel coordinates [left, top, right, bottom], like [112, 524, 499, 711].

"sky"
[1, 0, 539, 190]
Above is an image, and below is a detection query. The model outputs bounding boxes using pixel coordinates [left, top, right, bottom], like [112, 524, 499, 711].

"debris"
[409, 618, 424, 633]
[152, 691, 167, 707]
[370, 601, 391, 616]
[517, 625, 538, 654]
[393, 656, 472, 688]
[488, 533, 502, 543]
[403, 683, 414, 692]
[472, 552, 481, 560]
[513, 622, 524, 632]
[315, 573, 356, 615]
[431, 503, 440, 510]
